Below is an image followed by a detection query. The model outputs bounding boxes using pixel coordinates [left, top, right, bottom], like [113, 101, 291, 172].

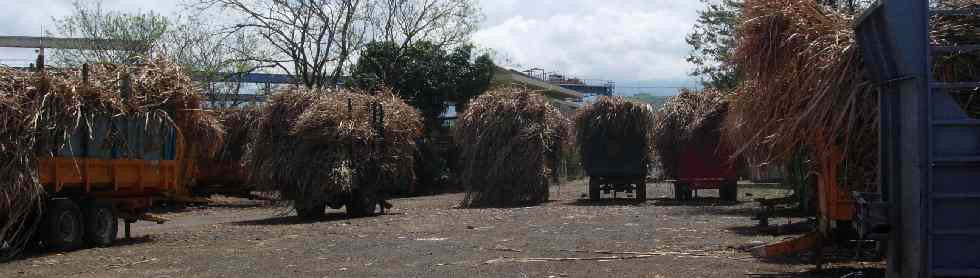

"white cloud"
[473, 0, 701, 82]
[0, 0, 704, 86]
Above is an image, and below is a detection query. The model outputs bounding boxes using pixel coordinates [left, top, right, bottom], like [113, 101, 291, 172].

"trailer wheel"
[720, 183, 738, 202]
[296, 200, 326, 219]
[41, 199, 85, 252]
[588, 178, 601, 201]
[82, 200, 117, 246]
[635, 181, 647, 202]
[346, 190, 378, 218]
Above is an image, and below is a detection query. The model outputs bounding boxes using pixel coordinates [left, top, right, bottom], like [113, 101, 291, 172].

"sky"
[0, 0, 704, 95]
[473, 0, 704, 94]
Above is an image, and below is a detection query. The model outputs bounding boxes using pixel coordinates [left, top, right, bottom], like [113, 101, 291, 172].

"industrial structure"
[856, 1, 980, 277]
[518, 67, 616, 96]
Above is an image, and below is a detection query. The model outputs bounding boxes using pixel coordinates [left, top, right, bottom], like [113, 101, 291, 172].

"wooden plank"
[750, 232, 820, 258]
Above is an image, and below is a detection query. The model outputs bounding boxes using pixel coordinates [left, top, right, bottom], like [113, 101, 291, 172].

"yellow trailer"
[32, 116, 190, 251]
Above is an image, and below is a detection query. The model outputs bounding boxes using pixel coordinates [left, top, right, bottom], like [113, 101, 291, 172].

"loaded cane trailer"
[36, 114, 182, 251]
[0, 37, 187, 254]
[672, 137, 738, 202]
[577, 98, 655, 202]
[583, 134, 648, 201]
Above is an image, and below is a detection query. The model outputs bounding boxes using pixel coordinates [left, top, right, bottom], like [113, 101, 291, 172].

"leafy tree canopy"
[686, 0, 742, 91]
[352, 41, 494, 132]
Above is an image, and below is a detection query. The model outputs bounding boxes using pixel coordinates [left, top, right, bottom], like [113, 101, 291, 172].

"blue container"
[55, 115, 177, 161]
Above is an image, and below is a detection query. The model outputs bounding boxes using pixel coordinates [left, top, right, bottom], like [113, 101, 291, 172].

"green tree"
[159, 15, 275, 107]
[351, 41, 494, 132]
[685, 0, 742, 91]
[447, 45, 495, 113]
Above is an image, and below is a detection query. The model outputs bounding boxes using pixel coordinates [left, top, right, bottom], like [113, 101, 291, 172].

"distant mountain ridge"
[626, 93, 669, 109]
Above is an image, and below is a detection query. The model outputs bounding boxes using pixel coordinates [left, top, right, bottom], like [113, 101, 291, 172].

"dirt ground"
[1, 181, 884, 278]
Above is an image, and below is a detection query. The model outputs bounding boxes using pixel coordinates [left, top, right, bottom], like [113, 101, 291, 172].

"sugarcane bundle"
[652, 89, 730, 179]
[0, 57, 223, 261]
[724, 0, 978, 193]
[725, 0, 875, 166]
[215, 107, 261, 162]
[74, 58, 225, 159]
[244, 88, 327, 207]
[244, 87, 422, 211]
[0, 68, 49, 261]
[574, 96, 655, 177]
[291, 89, 423, 200]
[195, 106, 262, 190]
[456, 88, 570, 207]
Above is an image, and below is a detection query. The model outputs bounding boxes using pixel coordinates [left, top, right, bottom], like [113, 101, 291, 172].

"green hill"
[627, 93, 670, 109]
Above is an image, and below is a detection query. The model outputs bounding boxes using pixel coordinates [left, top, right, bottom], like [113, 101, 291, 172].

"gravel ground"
[0, 181, 884, 278]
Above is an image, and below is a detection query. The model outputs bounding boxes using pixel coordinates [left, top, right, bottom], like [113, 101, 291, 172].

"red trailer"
[672, 139, 738, 201]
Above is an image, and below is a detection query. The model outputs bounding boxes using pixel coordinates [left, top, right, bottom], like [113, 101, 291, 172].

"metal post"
[124, 221, 131, 239]
[82, 64, 89, 83]
[34, 48, 44, 72]
[120, 69, 132, 99]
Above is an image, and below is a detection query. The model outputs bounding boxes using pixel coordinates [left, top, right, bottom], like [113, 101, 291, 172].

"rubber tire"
[296, 200, 327, 219]
[720, 183, 738, 202]
[41, 199, 85, 252]
[346, 190, 377, 218]
[635, 182, 646, 202]
[588, 179, 601, 201]
[82, 200, 117, 246]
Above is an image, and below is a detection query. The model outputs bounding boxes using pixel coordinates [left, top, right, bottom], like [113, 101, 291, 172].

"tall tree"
[685, 0, 741, 91]
[197, 0, 369, 88]
[158, 15, 275, 107]
[351, 41, 494, 132]
[196, 0, 481, 90]
[50, 0, 277, 105]
[369, 0, 480, 53]
[448, 45, 494, 113]
[49, 0, 169, 65]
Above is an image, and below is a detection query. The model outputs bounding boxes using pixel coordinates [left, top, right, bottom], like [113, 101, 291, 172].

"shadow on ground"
[200, 202, 271, 209]
[147, 200, 271, 213]
[745, 266, 884, 278]
[652, 197, 740, 207]
[12, 236, 156, 262]
[726, 221, 815, 236]
[111, 236, 156, 247]
[454, 200, 561, 209]
[725, 219, 816, 236]
[230, 212, 353, 226]
[753, 244, 886, 268]
[566, 198, 652, 207]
